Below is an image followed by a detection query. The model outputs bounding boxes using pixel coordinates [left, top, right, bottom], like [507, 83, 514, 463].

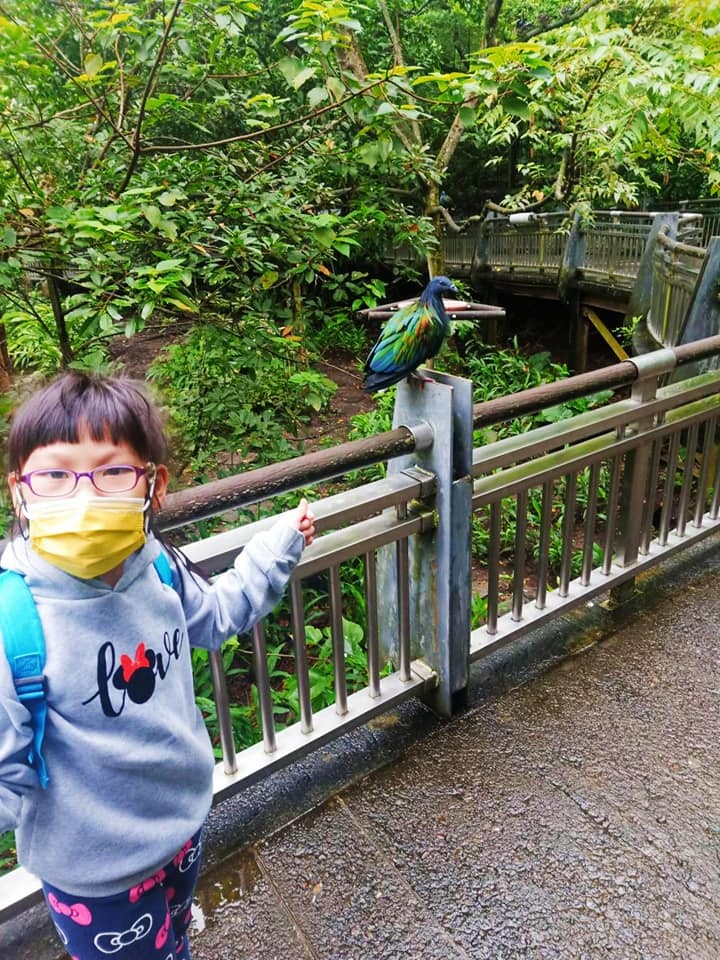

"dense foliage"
[1, 1, 718, 387]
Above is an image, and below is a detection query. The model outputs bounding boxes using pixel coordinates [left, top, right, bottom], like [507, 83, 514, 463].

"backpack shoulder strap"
[153, 549, 177, 589]
[0, 570, 49, 788]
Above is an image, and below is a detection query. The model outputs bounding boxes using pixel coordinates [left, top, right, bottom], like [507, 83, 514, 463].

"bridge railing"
[580, 212, 659, 292]
[5, 335, 720, 924]
[481, 211, 567, 282]
[470, 340, 720, 660]
[648, 228, 708, 347]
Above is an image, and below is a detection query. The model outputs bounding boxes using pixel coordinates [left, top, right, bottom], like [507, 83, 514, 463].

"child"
[0, 371, 315, 960]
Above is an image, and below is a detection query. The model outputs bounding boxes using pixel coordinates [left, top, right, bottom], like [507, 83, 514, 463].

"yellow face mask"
[24, 496, 147, 579]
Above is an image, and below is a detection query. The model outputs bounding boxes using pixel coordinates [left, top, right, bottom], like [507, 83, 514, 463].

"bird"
[362, 275, 458, 393]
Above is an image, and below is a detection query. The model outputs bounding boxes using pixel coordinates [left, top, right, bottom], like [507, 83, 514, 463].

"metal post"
[376, 370, 473, 716]
[209, 649, 238, 775]
[614, 350, 677, 600]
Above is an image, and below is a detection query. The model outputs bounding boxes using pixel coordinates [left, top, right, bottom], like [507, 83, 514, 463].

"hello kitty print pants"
[41, 828, 203, 960]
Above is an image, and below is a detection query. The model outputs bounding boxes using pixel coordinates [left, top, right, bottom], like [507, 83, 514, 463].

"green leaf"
[291, 66, 317, 90]
[142, 205, 162, 228]
[83, 52, 103, 77]
[260, 270, 279, 289]
[502, 95, 530, 119]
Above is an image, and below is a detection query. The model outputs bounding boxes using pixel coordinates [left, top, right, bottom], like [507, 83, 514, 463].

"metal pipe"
[159, 427, 418, 529]
[676, 423, 699, 537]
[486, 503, 501, 634]
[511, 490, 528, 620]
[559, 473, 577, 597]
[209, 649, 238, 775]
[290, 581, 313, 734]
[472, 336, 720, 431]
[640, 440, 663, 554]
[252, 622, 277, 754]
[694, 416, 717, 528]
[364, 552, 381, 698]
[535, 481, 553, 610]
[582, 463, 601, 585]
[397, 538, 411, 682]
[659, 433, 680, 545]
[329, 566, 348, 715]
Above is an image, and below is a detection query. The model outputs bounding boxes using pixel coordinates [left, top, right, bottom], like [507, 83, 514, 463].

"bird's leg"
[407, 369, 435, 389]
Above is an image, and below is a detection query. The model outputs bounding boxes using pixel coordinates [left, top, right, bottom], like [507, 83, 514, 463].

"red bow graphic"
[120, 642, 150, 682]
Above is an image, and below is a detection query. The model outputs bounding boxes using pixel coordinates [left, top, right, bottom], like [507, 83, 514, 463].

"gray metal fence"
[648, 228, 708, 347]
[4, 335, 720, 922]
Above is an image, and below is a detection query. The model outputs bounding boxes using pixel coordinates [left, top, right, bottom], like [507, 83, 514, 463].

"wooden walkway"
[395, 203, 720, 370]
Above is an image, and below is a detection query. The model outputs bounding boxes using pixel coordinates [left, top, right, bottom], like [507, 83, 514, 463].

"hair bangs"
[8, 372, 168, 473]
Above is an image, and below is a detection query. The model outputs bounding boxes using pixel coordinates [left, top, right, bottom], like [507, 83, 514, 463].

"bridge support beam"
[376, 371, 474, 716]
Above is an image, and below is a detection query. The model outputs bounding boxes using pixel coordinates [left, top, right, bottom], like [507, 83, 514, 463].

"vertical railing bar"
[559, 472, 578, 598]
[535, 481, 553, 610]
[252, 621, 277, 754]
[602, 456, 621, 575]
[659, 432, 680, 544]
[209, 649, 238, 775]
[486, 501, 501, 635]
[640, 439, 663, 555]
[364, 551, 381, 698]
[581, 463, 600, 586]
[397, 536, 411, 682]
[289, 580, 313, 734]
[329, 565, 348, 715]
[511, 489, 528, 621]
[676, 423, 700, 537]
[710, 430, 720, 520]
[693, 415, 717, 528]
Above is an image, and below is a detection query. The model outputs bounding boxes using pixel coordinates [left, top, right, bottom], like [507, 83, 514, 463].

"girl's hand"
[294, 498, 316, 547]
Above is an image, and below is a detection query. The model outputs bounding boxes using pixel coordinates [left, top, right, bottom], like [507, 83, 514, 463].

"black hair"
[8, 371, 168, 473]
[7, 371, 203, 590]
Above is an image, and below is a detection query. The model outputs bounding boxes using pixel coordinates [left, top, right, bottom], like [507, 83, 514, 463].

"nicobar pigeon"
[363, 275, 458, 393]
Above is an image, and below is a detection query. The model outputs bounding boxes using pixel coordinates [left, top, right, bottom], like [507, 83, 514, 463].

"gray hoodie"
[0, 521, 303, 897]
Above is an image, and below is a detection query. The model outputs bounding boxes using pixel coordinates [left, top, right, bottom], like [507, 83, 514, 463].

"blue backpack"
[0, 552, 175, 789]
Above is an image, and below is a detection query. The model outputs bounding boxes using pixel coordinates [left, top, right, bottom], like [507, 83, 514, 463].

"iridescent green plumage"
[363, 276, 458, 393]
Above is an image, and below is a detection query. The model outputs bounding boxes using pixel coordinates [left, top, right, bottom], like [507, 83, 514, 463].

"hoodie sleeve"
[0, 643, 40, 833]
[178, 520, 304, 650]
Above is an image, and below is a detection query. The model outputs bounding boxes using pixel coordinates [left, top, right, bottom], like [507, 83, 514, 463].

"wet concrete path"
[189, 537, 720, 960]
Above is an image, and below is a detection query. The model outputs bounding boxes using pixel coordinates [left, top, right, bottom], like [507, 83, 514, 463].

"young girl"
[0, 370, 315, 960]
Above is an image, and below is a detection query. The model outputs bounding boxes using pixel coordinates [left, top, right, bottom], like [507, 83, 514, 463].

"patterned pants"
[42, 829, 203, 960]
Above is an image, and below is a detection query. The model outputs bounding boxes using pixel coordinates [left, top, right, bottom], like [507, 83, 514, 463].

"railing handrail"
[472, 334, 720, 428]
[158, 425, 425, 529]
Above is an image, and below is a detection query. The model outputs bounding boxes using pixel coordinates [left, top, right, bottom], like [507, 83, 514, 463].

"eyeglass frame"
[17, 462, 156, 498]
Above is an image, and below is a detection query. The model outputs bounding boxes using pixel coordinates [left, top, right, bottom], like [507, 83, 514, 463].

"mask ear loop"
[143, 463, 157, 533]
[13, 477, 30, 540]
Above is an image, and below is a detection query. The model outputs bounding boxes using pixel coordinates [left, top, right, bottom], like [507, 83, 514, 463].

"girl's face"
[8, 427, 169, 510]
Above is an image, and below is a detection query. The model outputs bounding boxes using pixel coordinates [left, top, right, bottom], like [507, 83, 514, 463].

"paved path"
[190, 537, 720, 960]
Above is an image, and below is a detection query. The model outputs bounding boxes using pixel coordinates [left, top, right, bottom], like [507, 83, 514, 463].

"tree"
[0, 0, 719, 372]
[0, 1, 395, 370]
[255, 0, 720, 277]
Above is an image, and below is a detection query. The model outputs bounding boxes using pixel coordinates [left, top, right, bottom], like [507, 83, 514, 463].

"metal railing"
[648, 228, 708, 347]
[471, 339, 720, 658]
[482, 211, 567, 282]
[581, 212, 660, 291]
[4, 335, 720, 924]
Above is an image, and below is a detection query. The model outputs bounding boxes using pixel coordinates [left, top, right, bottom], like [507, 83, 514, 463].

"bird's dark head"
[422, 275, 458, 302]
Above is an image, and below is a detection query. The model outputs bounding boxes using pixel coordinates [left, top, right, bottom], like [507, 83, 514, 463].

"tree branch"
[138, 76, 389, 154]
[523, 0, 606, 39]
[117, 0, 184, 194]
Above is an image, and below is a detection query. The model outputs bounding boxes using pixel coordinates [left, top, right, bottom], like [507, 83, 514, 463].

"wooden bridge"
[398, 200, 720, 372]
